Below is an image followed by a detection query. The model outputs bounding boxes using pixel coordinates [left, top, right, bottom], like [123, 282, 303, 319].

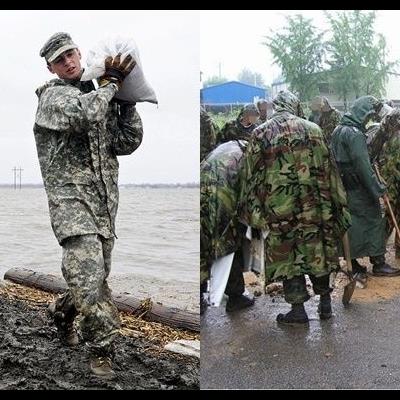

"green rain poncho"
[331, 96, 386, 258]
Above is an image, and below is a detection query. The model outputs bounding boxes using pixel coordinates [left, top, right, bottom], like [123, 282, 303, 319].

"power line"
[12, 166, 23, 190]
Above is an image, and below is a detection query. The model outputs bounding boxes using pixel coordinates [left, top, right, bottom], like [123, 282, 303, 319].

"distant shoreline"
[0, 183, 199, 189]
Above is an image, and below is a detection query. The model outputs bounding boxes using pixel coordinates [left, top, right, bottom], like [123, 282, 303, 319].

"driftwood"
[3, 268, 199, 332]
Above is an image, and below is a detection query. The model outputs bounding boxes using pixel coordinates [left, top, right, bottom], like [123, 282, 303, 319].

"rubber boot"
[317, 293, 332, 320]
[226, 294, 255, 312]
[351, 259, 368, 285]
[276, 303, 309, 324]
[371, 255, 400, 276]
[200, 282, 208, 315]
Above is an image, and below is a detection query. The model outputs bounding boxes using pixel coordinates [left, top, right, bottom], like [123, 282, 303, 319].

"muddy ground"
[0, 290, 199, 390]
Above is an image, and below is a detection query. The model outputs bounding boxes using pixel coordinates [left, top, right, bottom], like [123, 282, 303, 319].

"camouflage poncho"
[381, 132, 400, 247]
[238, 91, 351, 282]
[34, 78, 143, 244]
[200, 107, 217, 162]
[200, 140, 247, 284]
[216, 106, 258, 145]
[319, 108, 342, 145]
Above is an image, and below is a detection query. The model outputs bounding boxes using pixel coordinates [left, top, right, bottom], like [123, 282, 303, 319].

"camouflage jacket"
[200, 140, 247, 283]
[319, 108, 342, 145]
[238, 110, 350, 282]
[254, 116, 267, 127]
[380, 132, 400, 216]
[34, 78, 143, 245]
[200, 108, 217, 162]
[216, 119, 256, 145]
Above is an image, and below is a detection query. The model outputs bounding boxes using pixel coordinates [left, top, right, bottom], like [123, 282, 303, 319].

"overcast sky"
[200, 10, 400, 86]
[0, 10, 199, 184]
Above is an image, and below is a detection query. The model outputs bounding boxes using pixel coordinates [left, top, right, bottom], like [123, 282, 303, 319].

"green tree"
[264, 14, 325, 101]
[325, 10, 397, 109]
[237, 68, 266, 88]
[203, 75, 229, 87]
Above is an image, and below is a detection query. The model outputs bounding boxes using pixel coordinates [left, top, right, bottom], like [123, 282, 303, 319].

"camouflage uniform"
[319, 108, 342, 145]
[58, 235, 120, 354]
[255, 99, 273, 127]
[368, 108, 400, 257]
[200, 106, 217, 162]
[381, 133, 400, 256]
[34, 51, 143, 354]
[238, 91, 351, 304]
[200, 140, 248, 294]
[216, 104, 258, 144]
[309, 97, 341, 145]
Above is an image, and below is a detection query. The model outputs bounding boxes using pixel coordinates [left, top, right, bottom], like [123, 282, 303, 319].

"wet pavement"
[201, 291, 400, 389]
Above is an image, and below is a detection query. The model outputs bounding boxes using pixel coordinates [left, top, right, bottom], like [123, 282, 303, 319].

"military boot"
[200, 283, 208, 315]
[226, 293, 255, 312]
[317, 293, 332, 320]
[47, 299, 79, 347]
[371, 255, 400, 276]
[90, 355, 116, 379]
[277, 303, 309, 324]
[351, 259, 368, 285]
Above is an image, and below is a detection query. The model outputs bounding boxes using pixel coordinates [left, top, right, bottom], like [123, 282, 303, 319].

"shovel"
[342, 231, 356, 305]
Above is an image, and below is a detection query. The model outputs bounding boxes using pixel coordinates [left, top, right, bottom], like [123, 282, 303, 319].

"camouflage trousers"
[55, 234, 121, 356]
[283, 274, 331, 305]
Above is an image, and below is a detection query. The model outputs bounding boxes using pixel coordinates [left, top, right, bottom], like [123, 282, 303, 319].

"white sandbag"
[209, 253, 235, 307]
[81, 35, 158, 104]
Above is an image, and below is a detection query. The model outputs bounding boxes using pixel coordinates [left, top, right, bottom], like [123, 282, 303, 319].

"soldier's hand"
[98, 53, 136, 89]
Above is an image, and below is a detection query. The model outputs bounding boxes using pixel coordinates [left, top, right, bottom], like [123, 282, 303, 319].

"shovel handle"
[374, 163, 400, 239]
[384, 193, 400, 239]
[342, 231, 353, 274]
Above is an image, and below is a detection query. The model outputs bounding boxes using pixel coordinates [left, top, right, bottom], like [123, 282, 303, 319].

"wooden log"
[3, 267, 199, 332]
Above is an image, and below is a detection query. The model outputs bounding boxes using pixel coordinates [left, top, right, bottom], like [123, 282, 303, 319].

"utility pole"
[12, 167, 17, 190]
[18, 167, 23, 189]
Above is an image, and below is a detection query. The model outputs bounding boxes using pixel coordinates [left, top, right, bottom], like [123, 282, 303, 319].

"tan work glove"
[98, 52, 136, 89]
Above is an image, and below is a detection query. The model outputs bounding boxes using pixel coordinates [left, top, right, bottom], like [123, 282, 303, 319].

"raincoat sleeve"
[112, 103, 144, 156]
[350, 133, 386, 201]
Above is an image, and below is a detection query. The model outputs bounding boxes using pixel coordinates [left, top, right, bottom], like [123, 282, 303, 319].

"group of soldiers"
[200, 90, 400, 323]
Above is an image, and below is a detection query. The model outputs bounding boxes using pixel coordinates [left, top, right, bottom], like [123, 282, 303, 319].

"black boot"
[200, 294, 208, 315]
[277, 303, 309, 324]
[351, 259, 368, 284]
[200, 282, 208, 315]
[351, 259, 367, 274]
[226, 294, 255, 312]
[317, 293, 332, 320]
[371, 255, 400, 276]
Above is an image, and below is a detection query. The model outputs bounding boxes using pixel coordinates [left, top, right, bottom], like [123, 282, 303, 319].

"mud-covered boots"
[90, 355, 116, 379]
[277, 303, 309, 324]
[318, 293, 332, 320]
[47, 296, 79, 347]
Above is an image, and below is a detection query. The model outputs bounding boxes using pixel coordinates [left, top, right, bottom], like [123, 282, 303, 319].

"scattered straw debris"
[0, 281, 199, 349]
